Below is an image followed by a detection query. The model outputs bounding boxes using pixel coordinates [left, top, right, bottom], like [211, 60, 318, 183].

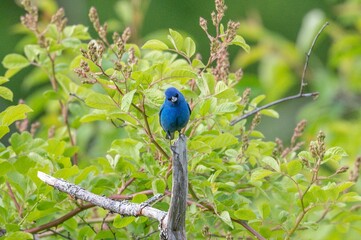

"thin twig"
[25, 203, 94, 234]
[6, 182, 22, 217]
[230, 22, 329, 126]
[299, 22, 329, 95]
[230, 92, 319, 125]
[94, 63, 170, 160]
[47, 53, 78, 165]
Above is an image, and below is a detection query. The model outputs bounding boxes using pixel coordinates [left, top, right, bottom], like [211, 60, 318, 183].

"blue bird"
[159, 87, 191, 140]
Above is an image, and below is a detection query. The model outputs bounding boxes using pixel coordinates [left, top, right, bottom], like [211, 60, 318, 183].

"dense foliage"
[0, 0, 360, 239]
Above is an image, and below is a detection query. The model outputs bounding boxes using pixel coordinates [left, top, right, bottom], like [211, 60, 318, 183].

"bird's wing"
[159, 104, 164, 129]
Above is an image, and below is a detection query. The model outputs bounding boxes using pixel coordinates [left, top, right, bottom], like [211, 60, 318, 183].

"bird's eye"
[175, 93, 179, 98]
[167, 98, 172, 101]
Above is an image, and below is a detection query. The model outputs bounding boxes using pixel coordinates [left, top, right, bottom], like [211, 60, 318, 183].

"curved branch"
[230, 22, 329, 126]
[230, 92, 319, 125]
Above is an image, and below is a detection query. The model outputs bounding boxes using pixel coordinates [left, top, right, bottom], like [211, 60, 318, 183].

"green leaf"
[142, 39, 169, 50]
[0, 104, 33, 126]
[196, 75, 210, 96]
[24, 44, 43, 62]
[188, 140, 212, 153]
[5, 68, 22, 78]
[110, 138, 143, 161]
[198, 98, 217, 116]
[0, 159, 13, 176]
[113, 215, 136, 228]
[2, 54, 30, 69]
[251, 169, 274, 181]
[259, 203, 271, 219]
[62, 37, 82, 48]
[121, 90, 136, 112]
[260, 109, 279, 118]
[183, 37, 196, 57]
[234, 208, 256, 221]
[4, 231, 33, 240]
[191, 59, 205, 68]
[250, 95, 266, 106]
[209, 133, 238, 149]
[286, 160, 303, 176]
[323, 147, 348, 163]
[63, 24, 90, 40]
[132, 194, 148, 203]
[249, 130, 265, 138]
[298, 151, 315, 163]
[230, 35, 250, 53]
[0, 76, 9, 85]
[85, 93, 118, 110]
[0, 125, 10, 139]
[215, 102, 237, 114]
[208, 170, 222, 183]
[338, 192, 361, 202]
[262, 156, 280, 172]
[152, 179, 166, 194]
[168, 29, 184, 50]
[336, 182, 355, 193]
[0, 86, 13, 101]
[219, 211, 233, 229]
[170, 69, 197, 81]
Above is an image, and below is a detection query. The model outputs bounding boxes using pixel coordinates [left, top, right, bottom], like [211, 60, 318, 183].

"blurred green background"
[1, 0, 360, 160]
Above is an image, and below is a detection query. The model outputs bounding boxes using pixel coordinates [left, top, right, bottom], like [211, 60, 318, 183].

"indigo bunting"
[159, 87, 191, 140]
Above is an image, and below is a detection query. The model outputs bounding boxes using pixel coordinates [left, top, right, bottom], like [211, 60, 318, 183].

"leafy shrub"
[0, 0, 360, 239]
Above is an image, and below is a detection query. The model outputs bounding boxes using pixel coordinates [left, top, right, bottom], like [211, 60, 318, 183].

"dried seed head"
[211, 11, 217, 26]
[199, 17, 208, 32]
[127, 47, 137, 65]
[30, 122, 40, 137]
[89, 7, 107, 41]
[291, 120, 307, 146]
[20, 0, 38, 32]
[235, 68, 243, 82]
[89, 7, 100, 31]
[240, 88, 251, 105]
[349, 157, 361, 182]
[215, 0, 226, 23]
[225, 20, 240, 43]
[212, 45, 230, 81]
[336, 166, 349, 174]
[122, 27, 131, 43]
[51, 8, 67, 32]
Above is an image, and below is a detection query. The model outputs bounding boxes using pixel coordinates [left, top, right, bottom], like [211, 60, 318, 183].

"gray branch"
[37, 172, 167, 225]
[230, 22, 329, 126]
[161, 135, 188, 240]
[37, 135, 189, 240]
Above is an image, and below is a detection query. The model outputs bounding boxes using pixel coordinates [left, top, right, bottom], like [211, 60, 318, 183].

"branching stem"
[230, 22, 329, 126]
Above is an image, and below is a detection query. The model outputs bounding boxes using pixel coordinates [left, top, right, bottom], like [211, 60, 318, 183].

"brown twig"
[93, 63, 170, 160]
[117, 169, 144, 194]
[230, 22, 329, 126]
[6, 182, 22, 217]
[25, 203, 94, 234]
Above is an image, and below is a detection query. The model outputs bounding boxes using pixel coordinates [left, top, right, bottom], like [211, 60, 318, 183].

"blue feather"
[159, 87, 191, 140]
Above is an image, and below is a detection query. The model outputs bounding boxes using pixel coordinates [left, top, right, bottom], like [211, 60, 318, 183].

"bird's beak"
[171, 96, 178, 103]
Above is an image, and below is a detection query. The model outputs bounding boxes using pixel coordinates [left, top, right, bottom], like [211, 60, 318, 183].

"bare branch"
[36, 171, 167, 227]
[162, 135, 188, 240]
[300, 22, 329, 94]
[230, 22, 329, 126]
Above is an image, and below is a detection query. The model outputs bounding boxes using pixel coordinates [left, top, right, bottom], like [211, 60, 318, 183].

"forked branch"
[230, 22, 329, 126]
